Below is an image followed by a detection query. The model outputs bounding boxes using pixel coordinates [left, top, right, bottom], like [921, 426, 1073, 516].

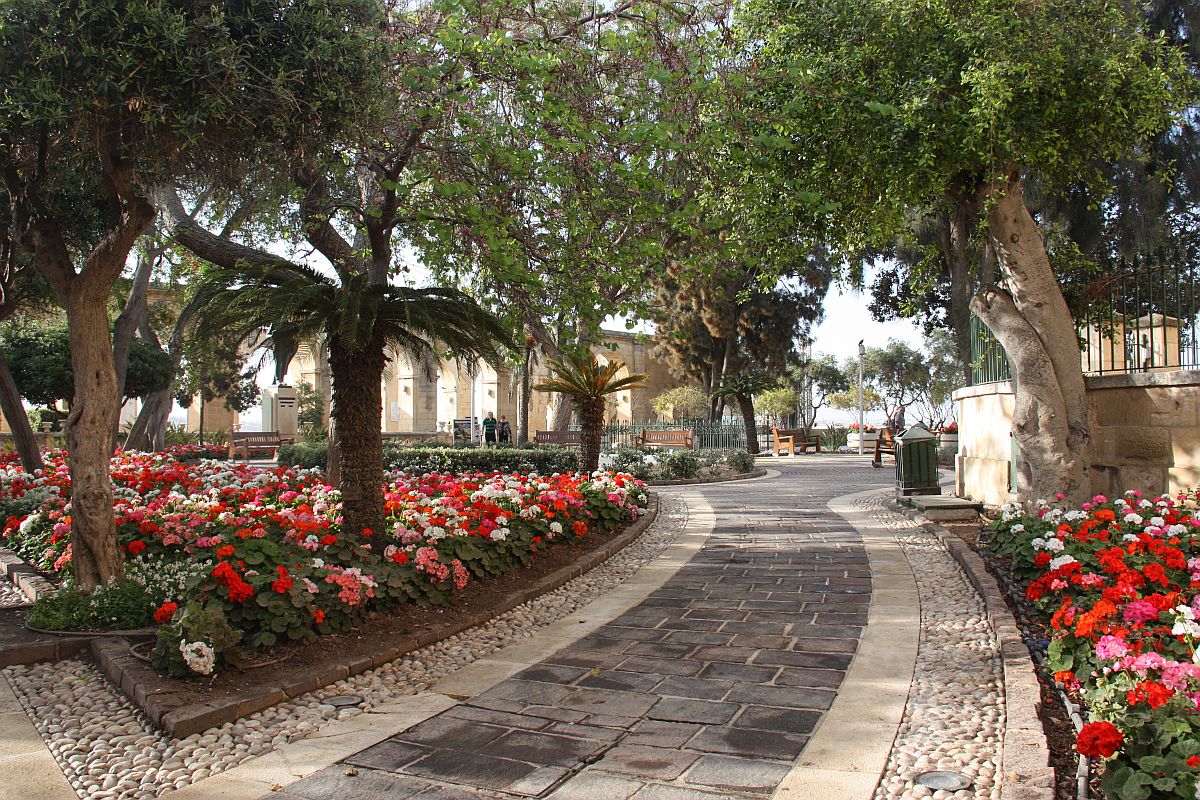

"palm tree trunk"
[736, 394, 760, 454]
[329, 331, 387, 535]
[579, 398, 604, 473]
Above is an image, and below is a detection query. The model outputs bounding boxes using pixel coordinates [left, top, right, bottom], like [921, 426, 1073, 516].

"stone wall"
[954, 371, 1200, 504]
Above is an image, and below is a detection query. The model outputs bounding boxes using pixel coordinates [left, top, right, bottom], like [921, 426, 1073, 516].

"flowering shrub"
[940, 422, 958, 434]
[162, 444, 232, 462]
[0, 451, 647, 678]
[991, 491, 1200, 799]
[847, 423, 878, 433]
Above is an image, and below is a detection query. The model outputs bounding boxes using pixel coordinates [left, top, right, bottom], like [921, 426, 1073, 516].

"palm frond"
[534, 353, 649, 401]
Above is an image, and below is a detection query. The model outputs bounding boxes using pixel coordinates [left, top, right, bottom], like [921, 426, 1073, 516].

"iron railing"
[970, 261, 1200, 385]
[570, 420, 771, 451]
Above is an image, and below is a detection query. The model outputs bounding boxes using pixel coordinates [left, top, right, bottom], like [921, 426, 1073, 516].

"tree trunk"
[551, 393, 573, 432]
[516, 341, 531, 444]
[111, 240, 156, 447]
[579, 397, 604, 473]
[736, 394, 760, 454]
[945, 205, 975, 384]
[125, 388, 172, 452]
[0, 349, 42, 473]
[973, 176, 1090, 501]
[329, 332, 387, 535]
[63, 291, 125, 589]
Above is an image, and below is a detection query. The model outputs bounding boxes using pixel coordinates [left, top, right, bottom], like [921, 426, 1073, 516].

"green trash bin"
[895, 424, 941, 498]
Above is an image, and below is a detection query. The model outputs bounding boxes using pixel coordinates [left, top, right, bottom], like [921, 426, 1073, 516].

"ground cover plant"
[991, 492, 1200, 799]
[605, 447, 754, 482]
[276, 442, 579, 475]
[0, 451, 646, 678]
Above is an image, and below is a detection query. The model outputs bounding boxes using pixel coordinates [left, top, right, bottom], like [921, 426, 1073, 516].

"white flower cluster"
[1030, 536, 1065, 553]
[179, 640, 215, 676]
[1173, 605, 1200, 639]
[1048, 554, 1078, 571]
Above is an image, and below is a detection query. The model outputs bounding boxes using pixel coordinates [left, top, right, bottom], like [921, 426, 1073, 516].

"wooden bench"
[636, 429, 694, 450]
[872, 428, 897, 467]
[771, 427, 821, 456]
[228, 431, 293, 460]
[534, 430, 582, 446]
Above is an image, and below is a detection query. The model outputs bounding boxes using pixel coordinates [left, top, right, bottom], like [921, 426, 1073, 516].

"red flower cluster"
[212, 561, 254, 603]
[271, 566, 293, 594]
[153, 602, 178, 624]
[126, 540, 146, 555]
[1076, 721, 1124, 758]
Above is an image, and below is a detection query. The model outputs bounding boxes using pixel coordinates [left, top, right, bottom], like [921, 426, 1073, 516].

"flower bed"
[0, 451, 647, 678]
[991, 491, 1200, 800]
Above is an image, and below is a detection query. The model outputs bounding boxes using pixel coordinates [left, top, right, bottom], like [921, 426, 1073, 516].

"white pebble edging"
[856, 493, 1005, 800]
[1, 495, 689, 800]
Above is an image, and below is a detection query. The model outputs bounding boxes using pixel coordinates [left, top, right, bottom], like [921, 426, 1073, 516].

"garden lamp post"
[857, 340, 865, 455]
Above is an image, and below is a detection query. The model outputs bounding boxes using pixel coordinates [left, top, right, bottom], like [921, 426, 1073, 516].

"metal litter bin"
[895, 424, 941, 497]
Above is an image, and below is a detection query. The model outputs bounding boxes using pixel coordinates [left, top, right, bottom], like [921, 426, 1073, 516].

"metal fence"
[570, 420, 771, 451]
[971, 261, 1200, 385]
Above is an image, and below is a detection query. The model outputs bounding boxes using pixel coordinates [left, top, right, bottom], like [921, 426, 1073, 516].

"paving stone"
[515, 664, 592, 684]
[684, 754, 793, 793]
[732, 705, 823, 734]
[652, 676, 734, 701]
[283, 766, 431, 799]
[625, 719, 704, 748]
[593, 744, 701, 780]
[345, 739, 431, 771]
[403, 749, 539, 791]
[752, 649, 854, 670]
[631, 785, 732, 800]
[558, 687, 660, 717]
[647, 697, 740, 724]
[687, 726, 810, 759]
[615, 655, 705, 677]
[548, 771, 646, 799]
[577, 669, 664, 693]
[696, 662, 778, 683]
[480, 729, 609, 767]
[395, 716, 509, 750]
[444, 705, 554, 731]
[774, 666, 846, 689]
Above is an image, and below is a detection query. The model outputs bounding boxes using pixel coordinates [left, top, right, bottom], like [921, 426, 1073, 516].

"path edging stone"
[647, 467, 766, 486]
[0, 545, 54, 603]
[895, 500, 1055, 800]
[92, 496, 661, 739]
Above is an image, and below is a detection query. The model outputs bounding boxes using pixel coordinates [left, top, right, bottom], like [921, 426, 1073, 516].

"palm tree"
[534, 353, 647, 472]
[712, 372, 780, 455]
[191, 263, 511, 535]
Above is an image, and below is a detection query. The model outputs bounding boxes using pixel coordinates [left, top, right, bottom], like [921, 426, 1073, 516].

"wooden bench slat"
[771, 427, 821, 455]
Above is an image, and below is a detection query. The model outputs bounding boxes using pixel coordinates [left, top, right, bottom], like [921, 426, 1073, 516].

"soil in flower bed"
[942, 521, 1095, 800]
[109, 510, 643, 717]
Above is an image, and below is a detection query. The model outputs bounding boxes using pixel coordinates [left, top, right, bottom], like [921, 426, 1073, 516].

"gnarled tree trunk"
[329, 332, 387, 535]
[971, 176, 1090, 502]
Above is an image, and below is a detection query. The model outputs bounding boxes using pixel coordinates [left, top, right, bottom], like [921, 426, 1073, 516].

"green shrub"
[822, 426, 849, 450]
[608, 447, 655, 480]
[658, 449, 701, 480]
[277, 441, 329, 469]
[725, 449, 756, 474]
[384, 445, 578, 474]
[29, 579, 157, 631]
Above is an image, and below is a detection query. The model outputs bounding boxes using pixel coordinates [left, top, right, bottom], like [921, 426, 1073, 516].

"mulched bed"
[941, 521, 1098, 800]
[99, 511, 646, 722]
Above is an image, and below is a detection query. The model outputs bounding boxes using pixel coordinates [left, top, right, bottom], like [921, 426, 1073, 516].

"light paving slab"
[0, 676, 76, 800]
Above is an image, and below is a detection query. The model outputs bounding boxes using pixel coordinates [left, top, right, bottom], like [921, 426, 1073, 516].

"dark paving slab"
[276, 459, 885, 799]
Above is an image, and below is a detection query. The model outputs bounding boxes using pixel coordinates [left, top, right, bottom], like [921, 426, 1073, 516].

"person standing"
[482, 411, 498, 446]
[891, 405, 906, 432]
[498, 414, 512, 444]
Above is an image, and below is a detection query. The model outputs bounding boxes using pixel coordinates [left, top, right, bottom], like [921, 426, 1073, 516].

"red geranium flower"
[216, 545, 235, 559]
[390, 551, 409, 566]
[126, 540, 146, 555]
[1076, 721, 1124, 758]
[1188, 756, 1200, 769]
[153, 602, 178, 624]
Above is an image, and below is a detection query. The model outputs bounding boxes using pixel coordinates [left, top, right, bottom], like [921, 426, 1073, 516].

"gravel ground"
[859, 493, 1004, 800]
[0, 574, 29, 607]
[1, 494, 690, 800]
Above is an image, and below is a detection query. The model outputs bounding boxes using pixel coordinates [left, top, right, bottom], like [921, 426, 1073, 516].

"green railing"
[571, 420, 770, 450]
[970, 260, 1200, 385]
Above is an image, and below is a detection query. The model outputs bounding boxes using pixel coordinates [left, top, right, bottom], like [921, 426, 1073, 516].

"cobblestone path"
[276, 461, 885, 800]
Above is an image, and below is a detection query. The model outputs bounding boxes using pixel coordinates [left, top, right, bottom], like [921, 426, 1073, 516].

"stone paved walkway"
[275, 461, 884, 800]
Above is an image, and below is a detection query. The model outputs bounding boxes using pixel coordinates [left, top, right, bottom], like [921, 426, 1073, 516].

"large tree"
[0, 0, 386, 588]
[739, 0, 1190, 500]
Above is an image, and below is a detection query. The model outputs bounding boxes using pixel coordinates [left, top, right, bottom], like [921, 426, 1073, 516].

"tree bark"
[578, 397, 605, 473]
[111, 239, 157, 447]
[516, 340, 531, 444]
[945, 205, 975, 384]
[974, 175, 1090, 501]
[329, 332, 387, 535]
[0, 349, 42, 473]
[736, 393, 760, 454]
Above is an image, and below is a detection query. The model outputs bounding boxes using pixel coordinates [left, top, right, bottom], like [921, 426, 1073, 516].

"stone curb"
[894, 501, 1055, 800]
[647, 467, 767, 486]
[0, 545, 55, 604]
[92, 497, 661, 739]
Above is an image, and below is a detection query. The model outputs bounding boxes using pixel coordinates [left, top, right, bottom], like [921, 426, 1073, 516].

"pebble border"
[899, 502, 1056, 800]
[1, 495, 690, 800]
[855, 492, 1005, 800]
[0, 572, 29, 608]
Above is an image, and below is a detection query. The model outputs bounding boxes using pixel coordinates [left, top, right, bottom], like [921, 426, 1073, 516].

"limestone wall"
[954, 371, 1200, 504]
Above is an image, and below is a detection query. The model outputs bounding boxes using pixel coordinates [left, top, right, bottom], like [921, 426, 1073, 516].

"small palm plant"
[191, 263, 511, 535]
[713, 372, 781, 454]
[535, 353, 647, 472]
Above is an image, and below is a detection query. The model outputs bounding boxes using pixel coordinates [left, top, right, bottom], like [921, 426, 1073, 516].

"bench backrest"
[640, 429, 693, 445]
[232, 432, 283, 444]
[771, 428, 812, 440]
[534, 430, 582, 445]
